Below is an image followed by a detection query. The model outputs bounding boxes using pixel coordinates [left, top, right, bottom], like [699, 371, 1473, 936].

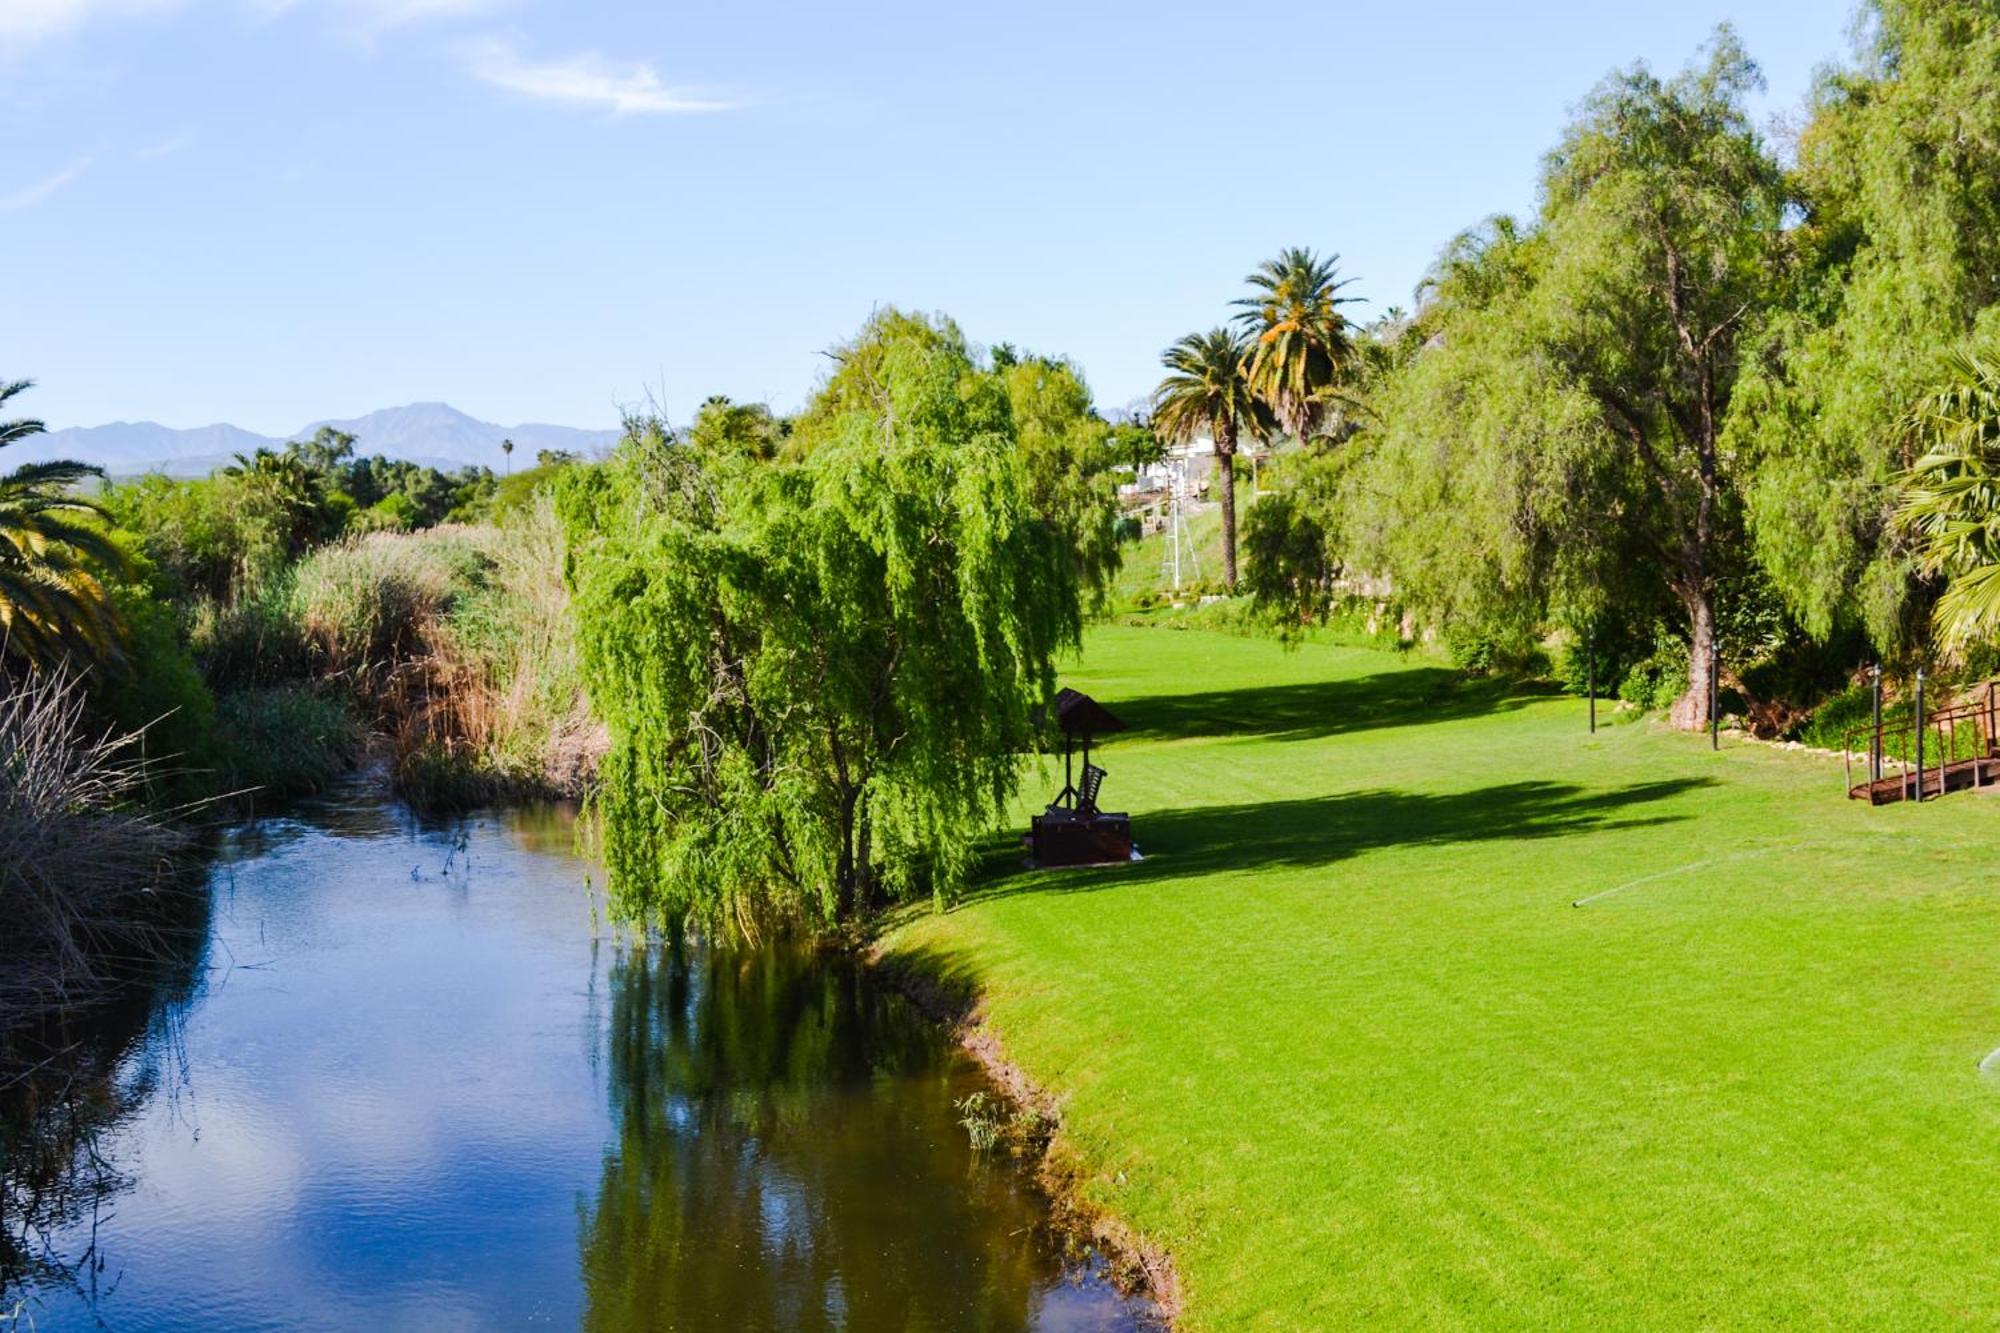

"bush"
[1442, 624, 1547, 677]
[100, 473, 273, 603]
[1618, 629, 1691, 712]
[190, 570, 312, 691]
[485, 462, 571, 521]
[289, 529, 492, 688]
[351, 493, 422, 533]
[285, 514, 597, 808]
[96, 583, 218, 797]
[210, 686, 365, 802]
[1111, 596, 1263, 635]
[0, 669, 193, 1022]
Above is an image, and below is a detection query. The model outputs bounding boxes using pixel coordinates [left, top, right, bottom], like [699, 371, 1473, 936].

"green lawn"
[884, 625, 2000, 1329]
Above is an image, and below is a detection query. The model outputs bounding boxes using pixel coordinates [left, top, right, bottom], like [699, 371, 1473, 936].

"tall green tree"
[0, 380, 125, 670]
[1233, 247, 1361, 444]
[1303, 33, 1786, 726]
[1375, 32, 1784, 727]
[1152, 327, 1269, 589]
[562, 311, 1082, 934]
[1539, 31, 1787, 727]
[1730, 0, 2000, 653]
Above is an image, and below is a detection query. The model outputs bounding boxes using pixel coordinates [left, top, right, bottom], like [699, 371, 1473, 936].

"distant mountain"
[296, 403, 619, 471]
[17, 421, 275, 477]
[16, 402, 622, 477]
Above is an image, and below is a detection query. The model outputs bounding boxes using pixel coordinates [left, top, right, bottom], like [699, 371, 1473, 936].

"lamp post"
[1870, 664, 1883, 785]
[1710, 639, 1720, 751]
[1915, 668, 1927, 804]
[1587, 627, 1596, 735]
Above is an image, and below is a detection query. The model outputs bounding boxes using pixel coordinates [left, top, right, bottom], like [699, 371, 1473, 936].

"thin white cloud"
[0, 0, 177, 48]
[355, 0, 500, 30]
[0, 156, 93, 211]
[464, 38, 731, 115]
[134, 130, 194, 160]
[251, 0, 507, 37]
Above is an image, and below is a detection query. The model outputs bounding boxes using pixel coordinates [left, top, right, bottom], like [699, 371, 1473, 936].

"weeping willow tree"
[560, 311, 1081, 936]
[1894, 329, 2000, 649]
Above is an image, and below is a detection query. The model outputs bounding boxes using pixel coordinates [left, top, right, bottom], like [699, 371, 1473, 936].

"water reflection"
[1, 796, 1146, 1330]
[1, 881, 210, 1308]
[582, 943, 1130, 1330]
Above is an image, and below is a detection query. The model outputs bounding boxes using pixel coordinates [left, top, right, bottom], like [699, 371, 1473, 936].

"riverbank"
[871, 941, 1181, 1321]
[878, 624, 2000, 1328]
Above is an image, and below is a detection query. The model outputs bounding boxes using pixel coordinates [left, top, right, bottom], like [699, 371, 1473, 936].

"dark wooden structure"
[1029, 688, 1134, 866]
[1845, 678, 2000, 805]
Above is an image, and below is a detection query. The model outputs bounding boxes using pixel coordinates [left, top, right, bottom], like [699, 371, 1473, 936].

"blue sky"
[3, 0, 1856, 434]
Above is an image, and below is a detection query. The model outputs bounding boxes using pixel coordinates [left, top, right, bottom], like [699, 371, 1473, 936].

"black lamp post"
[1870, 664, 1883, 784]
[1709, 639, 1720, 751]
[1587, 627, 1596, 735]
[1915, 668, 1927, 804]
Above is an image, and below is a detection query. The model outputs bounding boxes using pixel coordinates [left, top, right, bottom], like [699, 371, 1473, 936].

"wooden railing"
[1845, 680, 2000, 803]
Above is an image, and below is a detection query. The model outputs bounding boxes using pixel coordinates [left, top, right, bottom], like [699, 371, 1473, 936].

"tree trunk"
[1670, 589, 1716, 731]
[833, 786, 861, 920]
[853, 788, 874, 911]
[1216, 420, 1238, 590]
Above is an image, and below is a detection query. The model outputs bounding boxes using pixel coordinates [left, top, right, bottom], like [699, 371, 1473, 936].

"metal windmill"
[1159, 454, 1201, 591]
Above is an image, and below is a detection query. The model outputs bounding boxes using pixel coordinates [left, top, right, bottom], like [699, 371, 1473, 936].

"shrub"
[1618, 629, 1691, 712]
[1442, 624, 1548, 677]
[189, 569, 312, 691]
[95, 583, 218, 798]
[210, 686, 365, 802]
[289, 529, 491, 689]
[0, 669, 193, 1022]
[283, 514, 598, 809]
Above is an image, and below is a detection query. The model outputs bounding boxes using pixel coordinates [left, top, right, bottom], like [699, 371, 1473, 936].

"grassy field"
[884, 625, 2000, 1329]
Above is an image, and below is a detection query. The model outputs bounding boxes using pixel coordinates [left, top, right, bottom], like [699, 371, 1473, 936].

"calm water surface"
[4, 791, 1146, 1331]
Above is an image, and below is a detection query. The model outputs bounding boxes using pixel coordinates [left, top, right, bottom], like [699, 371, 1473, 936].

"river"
[0, 789, 1149, 1330]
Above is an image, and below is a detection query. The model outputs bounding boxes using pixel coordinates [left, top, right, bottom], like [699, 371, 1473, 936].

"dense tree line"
[1242, 3, 2000, 729]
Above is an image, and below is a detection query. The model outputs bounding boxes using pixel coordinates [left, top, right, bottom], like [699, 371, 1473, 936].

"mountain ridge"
[14, 402, 623, 477]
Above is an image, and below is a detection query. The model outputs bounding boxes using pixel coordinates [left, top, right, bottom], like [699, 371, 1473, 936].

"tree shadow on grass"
[1106, 666, 1563, 746]
[956, 777, 1714, 910]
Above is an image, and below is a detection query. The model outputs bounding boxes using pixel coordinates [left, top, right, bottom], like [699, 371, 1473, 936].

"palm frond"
[0, 381, 126, 671]
[0, 457, 104, 493]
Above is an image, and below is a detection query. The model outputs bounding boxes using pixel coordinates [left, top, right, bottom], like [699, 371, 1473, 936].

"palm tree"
[1152, 328, 1269, 589]
[1233, 247, 1362, 443]
[0, 380, 124, 669]
[1895, 337, 2000, 648]
[501, 437, 514, 474]
[224, 446, 324, 555]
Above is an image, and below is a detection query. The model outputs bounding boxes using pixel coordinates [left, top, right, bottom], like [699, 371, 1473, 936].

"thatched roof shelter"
[1053, 687, 1126, 739]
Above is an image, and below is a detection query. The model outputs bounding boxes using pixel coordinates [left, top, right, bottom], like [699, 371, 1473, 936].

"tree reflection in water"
[0, 885, 211, 1313]
[580, 942, 1084, 1331]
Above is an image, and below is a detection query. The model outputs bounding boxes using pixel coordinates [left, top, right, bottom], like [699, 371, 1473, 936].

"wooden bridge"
[1845, 680, 2000, 805]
